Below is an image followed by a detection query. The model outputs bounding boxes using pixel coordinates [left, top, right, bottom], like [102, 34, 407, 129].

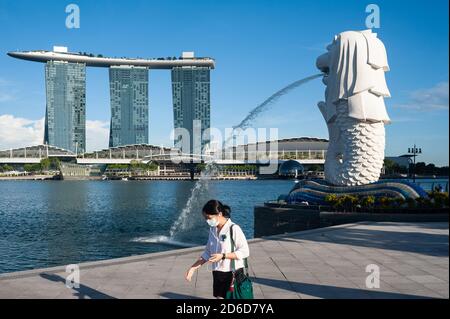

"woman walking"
[185, 200, 250, 299]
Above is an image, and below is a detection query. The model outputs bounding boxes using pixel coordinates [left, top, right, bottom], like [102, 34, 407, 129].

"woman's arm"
[230, 225, 250, 260]
[185, 256, 208, 282]
[186, 232, 212, 282]
[189, 256, 208, 270]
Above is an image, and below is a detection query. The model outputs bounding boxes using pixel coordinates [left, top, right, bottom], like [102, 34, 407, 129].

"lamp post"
[407, 144, 422, 183]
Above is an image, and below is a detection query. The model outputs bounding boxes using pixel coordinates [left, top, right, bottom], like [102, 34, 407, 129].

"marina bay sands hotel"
[7, 47, 215, 154]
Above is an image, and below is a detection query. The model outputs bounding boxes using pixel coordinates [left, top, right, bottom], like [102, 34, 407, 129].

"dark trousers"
[212, 271, 233, 298]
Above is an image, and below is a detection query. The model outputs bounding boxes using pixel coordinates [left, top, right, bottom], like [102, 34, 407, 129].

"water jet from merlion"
[167, 74, 322, 242]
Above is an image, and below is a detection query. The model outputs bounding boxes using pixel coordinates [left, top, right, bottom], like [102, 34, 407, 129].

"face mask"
[206, 217, 219, 227]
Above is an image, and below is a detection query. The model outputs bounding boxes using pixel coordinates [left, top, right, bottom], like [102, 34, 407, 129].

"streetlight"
[407, 144, 422, 183]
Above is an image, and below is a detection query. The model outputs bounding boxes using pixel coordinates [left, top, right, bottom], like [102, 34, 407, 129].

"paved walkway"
[0, 222, 448, 299]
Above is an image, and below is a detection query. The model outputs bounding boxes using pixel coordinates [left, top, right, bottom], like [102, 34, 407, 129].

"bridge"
[0, 144, 326, 165]
[0, 145, 76, 164]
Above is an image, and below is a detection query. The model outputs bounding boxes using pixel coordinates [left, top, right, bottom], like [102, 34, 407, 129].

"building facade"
[109, 66, 149, 147]
[44, 61, 86, 153]
[171, 66, 211, 154]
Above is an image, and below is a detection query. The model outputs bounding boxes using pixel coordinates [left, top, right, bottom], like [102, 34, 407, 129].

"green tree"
[50, 157, 61, 170]
[2, 164, 13, 172]
[384, 159, 397, 175]
[196, 163, 206, 172]
[24, 163, 42, 173]
[308, 164, 321, 172]
[40, 158, 51, 171]
[413, 162, 427, 175]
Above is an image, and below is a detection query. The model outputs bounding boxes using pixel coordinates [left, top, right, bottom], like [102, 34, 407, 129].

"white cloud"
[86, 120, 109, 152]
[0, 115, 44, 149]
[0, 114, 110, 152]
[396, 81, 449, 111]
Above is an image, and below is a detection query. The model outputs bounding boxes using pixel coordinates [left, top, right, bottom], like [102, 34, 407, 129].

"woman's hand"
[185, 267, 196, 282]
[208, 253, 224, 263]
[185, 257, 208, 282]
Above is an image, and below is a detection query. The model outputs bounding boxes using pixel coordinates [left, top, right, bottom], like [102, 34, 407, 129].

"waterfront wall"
[254, 205, 321, 237]
[254, 204, 449, 237]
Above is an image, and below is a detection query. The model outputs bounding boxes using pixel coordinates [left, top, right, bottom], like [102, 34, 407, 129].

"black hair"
[202, 200, 231, 218]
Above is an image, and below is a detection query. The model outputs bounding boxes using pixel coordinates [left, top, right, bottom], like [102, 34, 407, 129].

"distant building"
[8, 47, 215, 152]
[109, 66, 149, 147]
[44, 60, 86, 153]
[59, 163, 102, 180]
[278, 160, 305, 178]
[171, 62, 211, 154]
[222, 137, 329, 163]
[385, 156, 411, 168]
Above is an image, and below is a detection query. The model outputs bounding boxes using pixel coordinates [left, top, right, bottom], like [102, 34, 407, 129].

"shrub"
[359, 196, 375, 208]
[393, 197, 406, 207]
[429, 191, 449, 208]
[324, 193, 446, 211]
[406, 197, 416, 208]
[335, 195, 358, 212]
[415, 197, 432, 208]
[324, 194, 338, 207]
[377, 196, 394, 208]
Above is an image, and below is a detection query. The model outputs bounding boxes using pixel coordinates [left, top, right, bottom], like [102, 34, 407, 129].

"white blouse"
[201, 218, 250, 272]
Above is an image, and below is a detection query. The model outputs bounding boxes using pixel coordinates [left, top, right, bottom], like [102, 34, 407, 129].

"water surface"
[0, 180, 293, 274]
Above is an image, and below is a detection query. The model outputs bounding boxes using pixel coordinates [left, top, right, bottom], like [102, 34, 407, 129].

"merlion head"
[316, 29, 391, 124]
[315, 30, 392, 187]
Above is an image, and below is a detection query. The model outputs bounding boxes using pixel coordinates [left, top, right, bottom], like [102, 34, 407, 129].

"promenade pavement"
[0, 222, 448, 299]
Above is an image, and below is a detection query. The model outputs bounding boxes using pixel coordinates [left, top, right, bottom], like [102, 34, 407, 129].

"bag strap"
[230, 225, 236, 273]
[229, 224, 249, 273]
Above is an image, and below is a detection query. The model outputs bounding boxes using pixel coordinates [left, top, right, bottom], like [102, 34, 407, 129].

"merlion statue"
[281, 30, 426, 204]
[316, 29, 391, 186]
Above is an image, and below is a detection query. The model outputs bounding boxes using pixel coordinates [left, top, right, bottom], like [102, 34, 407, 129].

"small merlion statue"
[316, 30, 391, 186]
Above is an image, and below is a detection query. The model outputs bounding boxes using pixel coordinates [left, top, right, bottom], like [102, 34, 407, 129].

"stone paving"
[0, 222, 448, 299]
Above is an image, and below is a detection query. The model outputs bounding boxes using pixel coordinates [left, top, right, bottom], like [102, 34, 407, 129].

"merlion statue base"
[283, 179, 428, 206]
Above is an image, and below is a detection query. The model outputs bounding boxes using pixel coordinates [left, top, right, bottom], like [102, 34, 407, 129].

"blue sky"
[0, 0, 448, 165]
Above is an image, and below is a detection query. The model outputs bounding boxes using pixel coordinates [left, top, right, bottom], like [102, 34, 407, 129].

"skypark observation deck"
[7, 50, 215, 69]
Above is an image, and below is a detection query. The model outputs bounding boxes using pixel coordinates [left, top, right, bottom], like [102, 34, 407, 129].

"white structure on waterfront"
[316, 29, 391, 186]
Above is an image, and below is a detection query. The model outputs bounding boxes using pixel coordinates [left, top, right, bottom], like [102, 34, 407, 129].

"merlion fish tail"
[324, 103, 385, 186]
